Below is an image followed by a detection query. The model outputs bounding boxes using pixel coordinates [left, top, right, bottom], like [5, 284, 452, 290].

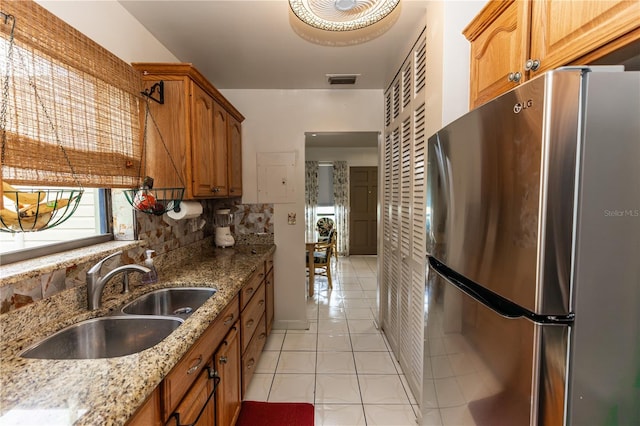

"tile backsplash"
[0, 200, 273, 314]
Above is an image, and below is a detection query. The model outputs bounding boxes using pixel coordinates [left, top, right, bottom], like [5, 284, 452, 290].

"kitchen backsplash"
[0, 200, 273, 314]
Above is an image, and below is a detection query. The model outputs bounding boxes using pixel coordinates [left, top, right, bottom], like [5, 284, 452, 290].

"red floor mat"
[235, 401, 314, 426]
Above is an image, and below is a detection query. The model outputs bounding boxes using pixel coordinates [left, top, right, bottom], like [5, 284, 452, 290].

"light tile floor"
[244, 255, 419, 425]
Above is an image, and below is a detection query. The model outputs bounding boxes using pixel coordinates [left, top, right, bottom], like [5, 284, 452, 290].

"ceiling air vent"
[327, 74, 358, 85]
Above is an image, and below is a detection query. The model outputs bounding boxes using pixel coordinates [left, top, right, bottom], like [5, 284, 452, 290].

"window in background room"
[317, 163, 335, 220]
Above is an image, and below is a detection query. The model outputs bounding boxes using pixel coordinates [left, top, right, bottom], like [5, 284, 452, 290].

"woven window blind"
[0, 0, 142, 188]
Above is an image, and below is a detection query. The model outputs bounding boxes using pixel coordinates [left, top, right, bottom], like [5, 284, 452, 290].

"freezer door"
[426, 70, 583, 315]
[422, 264, 570, 426]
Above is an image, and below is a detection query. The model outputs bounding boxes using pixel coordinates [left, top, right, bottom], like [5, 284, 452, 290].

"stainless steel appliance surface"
[424, 67, 639, 426]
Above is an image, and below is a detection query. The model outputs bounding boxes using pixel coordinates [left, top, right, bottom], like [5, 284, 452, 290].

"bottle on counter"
[142, 249, 158, 284]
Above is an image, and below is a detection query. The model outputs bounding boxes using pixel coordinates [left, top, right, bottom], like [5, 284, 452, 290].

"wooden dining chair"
[329, 228, 338, 260]
[306, 241, 333, 290]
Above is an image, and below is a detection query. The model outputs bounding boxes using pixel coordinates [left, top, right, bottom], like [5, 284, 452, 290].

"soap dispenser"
[142, 249, 158, 284]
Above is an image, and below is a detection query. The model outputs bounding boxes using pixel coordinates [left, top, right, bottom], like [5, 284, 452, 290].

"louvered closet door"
[380, 130, 393, 337]
[380, 31, 427, 404]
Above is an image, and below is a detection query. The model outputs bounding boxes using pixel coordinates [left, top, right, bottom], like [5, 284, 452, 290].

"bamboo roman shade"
[0, 0, 143, 188]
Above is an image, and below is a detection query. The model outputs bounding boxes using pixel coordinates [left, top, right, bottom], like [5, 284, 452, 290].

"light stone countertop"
[0, 244, 276, 426]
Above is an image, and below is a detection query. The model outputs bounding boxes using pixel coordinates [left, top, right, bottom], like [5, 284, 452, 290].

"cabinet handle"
[247, 358, 255, 369]
[507, 72, 522, 83]
[187, 355, 203, 375]
[223, 314, 235, 325]
[245, 287, 255, 296]
[524, 59, 541, 72]
[219, 356, 228, 364]
[246, 319, 254, 329]
[258, 299, 265, 307]
[259, 332, 267, 340]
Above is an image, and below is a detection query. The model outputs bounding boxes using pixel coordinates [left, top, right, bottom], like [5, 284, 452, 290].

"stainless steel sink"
[20, 316, 183, 360]
[121, 287, 217, 318]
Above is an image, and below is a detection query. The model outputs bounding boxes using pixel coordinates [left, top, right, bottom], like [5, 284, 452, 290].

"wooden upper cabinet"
[464, 0, 640, 108]
[227, 115, 242, 197]
[132, 63, 245, 200]
[464, 0, 530, 109]
[530, 0, 640, 74]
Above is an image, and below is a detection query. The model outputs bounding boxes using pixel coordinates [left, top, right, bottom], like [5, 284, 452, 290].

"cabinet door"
[168, 361, 216, 426]
[530, 0, 640, 75]
[464, 0, 530, 108]
[211, 101, 229, 196]
[190, 82, 216, 197]
[227, 115, 243, 197]
[140, 79, 188, 191]
[215, 325, 241, 426]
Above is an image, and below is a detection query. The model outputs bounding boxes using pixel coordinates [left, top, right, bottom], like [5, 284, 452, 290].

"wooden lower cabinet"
[215, 324, 242, 426]
[127, 253, 275, 425]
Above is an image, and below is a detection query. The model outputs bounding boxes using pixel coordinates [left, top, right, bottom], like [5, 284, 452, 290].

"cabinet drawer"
[216, 295, 241, 333]
[241, 281, 266, 353]
[241, 313, 267, 396]
[162, 295, 240, 419]
[240, 264, 266, 309]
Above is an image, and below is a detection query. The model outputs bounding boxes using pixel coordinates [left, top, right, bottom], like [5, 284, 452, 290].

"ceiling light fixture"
[288, 0, 400, 32]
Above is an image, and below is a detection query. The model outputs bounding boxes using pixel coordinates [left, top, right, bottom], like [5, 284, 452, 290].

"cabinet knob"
[219, 356, 228, 364]
[507, 72, 522, 83]
[524, 59, 541, 72]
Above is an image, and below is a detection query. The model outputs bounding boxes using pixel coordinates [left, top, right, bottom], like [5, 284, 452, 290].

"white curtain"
[304, 161, 319, 238]
[333, 161, 349, 256]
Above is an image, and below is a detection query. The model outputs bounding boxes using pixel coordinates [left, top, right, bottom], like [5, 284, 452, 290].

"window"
[0, 2, 143, 263]
[317, 164, 334, 207]
[0, 186, 110, 256]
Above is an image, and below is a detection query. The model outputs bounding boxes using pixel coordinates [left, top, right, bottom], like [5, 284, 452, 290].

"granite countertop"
[0, 244, 275, 426]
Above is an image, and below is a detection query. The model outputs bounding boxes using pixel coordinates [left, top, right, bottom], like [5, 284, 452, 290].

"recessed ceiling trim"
[288, 0, 400, 32]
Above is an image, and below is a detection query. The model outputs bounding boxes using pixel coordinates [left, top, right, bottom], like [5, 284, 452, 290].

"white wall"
[36, 0, 178, 64]
[423, 0, 488, 135]
[221, 89, 383, 329]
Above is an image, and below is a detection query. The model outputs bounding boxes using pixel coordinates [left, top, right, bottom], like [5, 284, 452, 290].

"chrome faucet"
[86, 251, 150, 310]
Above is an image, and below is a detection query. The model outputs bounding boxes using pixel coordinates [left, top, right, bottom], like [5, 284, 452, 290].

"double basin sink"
[20, 287, 217, 360]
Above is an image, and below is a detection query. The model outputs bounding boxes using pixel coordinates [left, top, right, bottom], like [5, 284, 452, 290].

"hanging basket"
[123, 187, 184, 216]
[0, 186, 83, 232]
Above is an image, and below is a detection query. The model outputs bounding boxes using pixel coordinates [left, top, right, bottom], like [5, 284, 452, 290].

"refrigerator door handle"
[428, 256, 574, 325]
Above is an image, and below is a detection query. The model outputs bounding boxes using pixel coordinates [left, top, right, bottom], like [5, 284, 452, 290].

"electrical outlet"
[288, 212, 296, 225]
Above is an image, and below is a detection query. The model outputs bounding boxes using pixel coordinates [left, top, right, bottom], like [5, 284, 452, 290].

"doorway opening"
[304, 131, 380, 257]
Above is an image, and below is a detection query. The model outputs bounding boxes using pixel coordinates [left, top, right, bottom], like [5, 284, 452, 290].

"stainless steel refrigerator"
[424, 66, 639, 425]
